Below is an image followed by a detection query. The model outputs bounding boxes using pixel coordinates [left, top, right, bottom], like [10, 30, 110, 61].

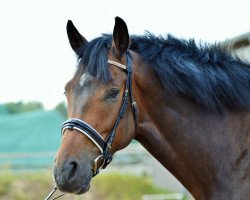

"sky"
[1, 0, 250, 109]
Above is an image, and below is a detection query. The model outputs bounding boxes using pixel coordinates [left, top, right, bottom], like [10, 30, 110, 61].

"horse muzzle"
[53, 156, 92, 194]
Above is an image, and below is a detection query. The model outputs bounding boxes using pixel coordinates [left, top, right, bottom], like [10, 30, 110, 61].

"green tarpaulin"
[0, 110, 64, 169]
[0, 105, 9, 115]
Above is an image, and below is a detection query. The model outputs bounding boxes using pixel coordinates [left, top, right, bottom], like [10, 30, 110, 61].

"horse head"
[53, 17, 138, 194]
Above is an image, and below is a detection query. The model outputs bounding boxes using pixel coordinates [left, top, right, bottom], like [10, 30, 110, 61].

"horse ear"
[112, 17, 129, 58]
[66, 20, 87, 53]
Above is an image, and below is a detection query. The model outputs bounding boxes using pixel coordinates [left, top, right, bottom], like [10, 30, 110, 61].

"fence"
[0, 141, 147, 172]
[142, 193, 185, 200]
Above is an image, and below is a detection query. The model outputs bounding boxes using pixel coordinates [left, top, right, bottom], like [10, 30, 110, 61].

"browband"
[107, 60, 126, 70]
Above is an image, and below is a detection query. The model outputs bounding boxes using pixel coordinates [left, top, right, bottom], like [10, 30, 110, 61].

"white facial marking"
[79, 73, 92, 87]
[74, 73, 94, 116]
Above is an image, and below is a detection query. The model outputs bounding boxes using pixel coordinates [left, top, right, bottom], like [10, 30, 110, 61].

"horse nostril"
[69, 161, 77, 176]
[65, 159, 79, 180]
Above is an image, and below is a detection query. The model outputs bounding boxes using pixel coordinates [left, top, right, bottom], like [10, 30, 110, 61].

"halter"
[45, 52, 138, 200]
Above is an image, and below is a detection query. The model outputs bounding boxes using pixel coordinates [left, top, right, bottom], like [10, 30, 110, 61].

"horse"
[52, 17, 250, 200]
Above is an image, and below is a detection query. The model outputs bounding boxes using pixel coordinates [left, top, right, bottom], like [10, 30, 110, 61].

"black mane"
[77, 34, 112, 82]
[76, 33, 250, 111]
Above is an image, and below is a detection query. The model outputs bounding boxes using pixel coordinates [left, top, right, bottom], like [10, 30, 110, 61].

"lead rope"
[45, 185, 65, 200]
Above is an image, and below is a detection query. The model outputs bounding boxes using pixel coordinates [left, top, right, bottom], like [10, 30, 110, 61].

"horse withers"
[53, 17, 250, 200]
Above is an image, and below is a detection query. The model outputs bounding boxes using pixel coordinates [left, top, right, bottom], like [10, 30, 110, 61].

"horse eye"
[107, 89, 119, 100]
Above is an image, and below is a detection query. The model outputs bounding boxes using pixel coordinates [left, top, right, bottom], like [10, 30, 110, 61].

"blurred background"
[1, 0, 250, 199]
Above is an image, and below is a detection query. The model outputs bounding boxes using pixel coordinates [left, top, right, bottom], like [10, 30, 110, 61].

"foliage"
[91, 173, 169, 200]
[54, 102, 67, 119]
[0, 172, 170, 200]
[0, 171, 52, 200]
[4, 101, 44, 114]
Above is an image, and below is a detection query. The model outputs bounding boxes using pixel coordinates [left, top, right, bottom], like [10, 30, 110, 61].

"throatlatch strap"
[126, 54, 139, 127]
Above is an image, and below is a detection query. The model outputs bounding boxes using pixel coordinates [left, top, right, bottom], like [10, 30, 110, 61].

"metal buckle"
[132, 101, 137, 109]
[92, 155, 105, 176]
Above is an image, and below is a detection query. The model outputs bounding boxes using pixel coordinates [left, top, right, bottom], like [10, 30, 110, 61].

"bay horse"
[53, 17, 250, 200]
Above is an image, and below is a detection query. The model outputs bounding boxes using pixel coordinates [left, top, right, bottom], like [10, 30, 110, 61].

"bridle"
[62, 52, 138, 176]
[45, 52, 138, 200]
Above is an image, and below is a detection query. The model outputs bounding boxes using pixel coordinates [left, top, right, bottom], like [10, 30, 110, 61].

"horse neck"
[132, 56, 250, 200]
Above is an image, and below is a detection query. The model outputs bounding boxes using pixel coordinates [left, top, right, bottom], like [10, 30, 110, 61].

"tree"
[4, 101, 44, 114]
